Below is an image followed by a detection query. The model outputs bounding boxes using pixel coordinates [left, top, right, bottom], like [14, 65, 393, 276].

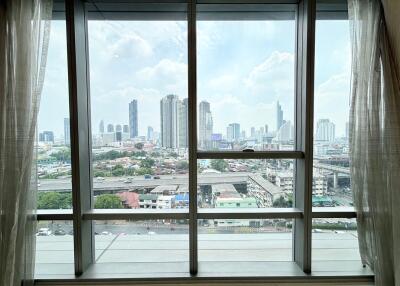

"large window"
[36, 0, 372, 282]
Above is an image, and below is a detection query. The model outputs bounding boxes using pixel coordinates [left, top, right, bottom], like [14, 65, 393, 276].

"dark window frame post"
[65, 0, 95, 275]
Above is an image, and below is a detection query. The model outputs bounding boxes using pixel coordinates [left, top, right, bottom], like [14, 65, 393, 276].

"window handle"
[242, 148, 254, 152]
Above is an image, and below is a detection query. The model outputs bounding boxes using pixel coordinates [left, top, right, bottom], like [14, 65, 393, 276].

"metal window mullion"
[197, 151, 304, 159]
[188, 0, 198, 275]
[293, 0, 315, 274]
[65, 0, 94, 276]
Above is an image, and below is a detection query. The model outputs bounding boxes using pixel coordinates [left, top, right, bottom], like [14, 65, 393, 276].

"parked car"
[144, 174, 151, 179]
[153, 176, 160, 179]
[37, 228, 52, 236]
[54, 229, 66, 236]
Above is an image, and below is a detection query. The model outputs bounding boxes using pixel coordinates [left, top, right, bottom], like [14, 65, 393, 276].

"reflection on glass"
[198, 219, 293, 262]
[94, 220, 189, 266]
[87, 20, 188, 209]
[37, 18, 72, 209]
[197, 20, 296, 151]
[197, 159, 295, 208]
[35, 221, 74, 277]
[313, 19, 352, 207]
[312, 218, 361, 262]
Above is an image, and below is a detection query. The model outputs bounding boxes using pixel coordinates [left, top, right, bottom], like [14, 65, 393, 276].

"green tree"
[140, 158, 155, 168]
[136, 167, 154, 176]
[210, 159, 228, 172]
[177, 161, 189, 170]
[134, 142, 144, 150]
[50, 149, 71, 162]
[273, 195, 293, 208]
[94, 194, 123, 209]
[38, 192, 72, 209]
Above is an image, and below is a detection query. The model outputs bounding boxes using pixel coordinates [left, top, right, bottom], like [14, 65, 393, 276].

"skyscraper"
[227, 123, 240, 142]
[107, 124, 114, 133]
[265, 124, 269, 134]
[276, 101, 283, 132]
[275, 121, 294, 142]
[64, 118, 70, 145]
[129, 99, 138, 138]
[39, 131, 55, 143]
[345, 122, 349, 139]
[316, 119, 336, 142]
[123, 124, 129, 133]
[160, 94, 179, 148]
[179, 98, 188, 148]
[199, 101, 213, 148]
[250, 127, 256, 138]
[99, 120, 104, 134]
[115, 124, 122, 132]
[147, 126, 154, 141]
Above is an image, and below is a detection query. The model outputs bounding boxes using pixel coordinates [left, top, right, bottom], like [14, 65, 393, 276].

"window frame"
[36, 0, 370, 282]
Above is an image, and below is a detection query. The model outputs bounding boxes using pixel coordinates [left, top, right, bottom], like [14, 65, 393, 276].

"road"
[38, 173, 250, 192]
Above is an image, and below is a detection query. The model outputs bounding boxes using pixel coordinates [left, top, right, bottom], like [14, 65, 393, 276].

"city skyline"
[38, 20, 351, 139]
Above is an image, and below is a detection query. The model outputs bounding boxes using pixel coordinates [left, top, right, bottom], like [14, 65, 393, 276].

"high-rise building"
[64, 118, 70, 145]
[315, 119, 336, 142]
[147, 126, 154, 141]
[107, 124, 114, 133]
[275, 121, 294, 142]
[199, 101, 213, 148]
[345, 121, 349, 139]
[265, 124, 269, 134]
[39, 131, 55, 143]
[99, 120, 104, 134]
[179, 98, 188, 148]
[241, 130, 246, 139]
[227, 123, 240, 142]
[123, 124, 129, 133]
[160, 94, 179, 148]
[276, 101, 283, 131]
[115, 124, 122, 132]
[250, 127, 256, 138]
[129, 100, 138, 138]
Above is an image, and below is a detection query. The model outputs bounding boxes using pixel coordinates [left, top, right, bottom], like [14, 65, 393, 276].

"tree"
[210, 159, 228, 172]
[94, 194, 123, 209]
[50, 149, 71, 162]
[38, 192, 72, 209]
[273, 195, 293, 208]
[140, 158, 155, 168]
[177, 161, 188, 170]
[134, 142, 144, 150]
[136, 167, 154, 176]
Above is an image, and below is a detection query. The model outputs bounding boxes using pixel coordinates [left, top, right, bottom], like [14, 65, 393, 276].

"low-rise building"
[139, 194, 158, 209]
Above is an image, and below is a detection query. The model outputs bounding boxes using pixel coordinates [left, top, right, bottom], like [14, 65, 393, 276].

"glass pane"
[197, 11, 296, 151]
[88, 19, 188, 209]
[198, 159, 295, 209]
[93, 220, 188, 276]
[198, 219, 293, 265]
[35, 221, 74, 278]
[38, 15, 71, 209]
[313, 17, 352, 207]
[312, 218, 361, 262]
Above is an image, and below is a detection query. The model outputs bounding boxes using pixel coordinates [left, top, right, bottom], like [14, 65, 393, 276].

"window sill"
[34, 261, 373, 284]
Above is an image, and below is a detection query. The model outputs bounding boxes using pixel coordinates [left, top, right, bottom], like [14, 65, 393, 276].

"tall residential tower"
[129, 99, 138, 138]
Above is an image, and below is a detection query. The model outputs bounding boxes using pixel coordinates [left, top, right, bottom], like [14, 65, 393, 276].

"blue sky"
[38, 19, 350, 138]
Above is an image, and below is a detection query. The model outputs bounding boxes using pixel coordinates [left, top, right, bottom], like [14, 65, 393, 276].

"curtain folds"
[0, 1, 52, 285]
[349, 0, 400, 285]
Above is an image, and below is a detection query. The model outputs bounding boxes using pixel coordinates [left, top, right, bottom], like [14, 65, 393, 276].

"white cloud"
[136, 59, 188, 96]
[314, 72, 351, 136]
[110, 34, 152, 59]
[245, 51, 294, 99]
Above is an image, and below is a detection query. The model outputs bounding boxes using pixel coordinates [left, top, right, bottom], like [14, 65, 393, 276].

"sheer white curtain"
[349, 0, 400, 285]
[0, 0, 52, 285]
